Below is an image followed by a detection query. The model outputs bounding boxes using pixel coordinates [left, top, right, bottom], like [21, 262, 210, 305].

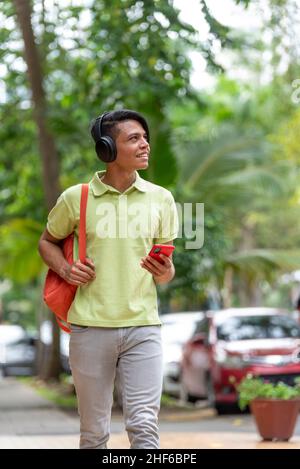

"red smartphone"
[148, 244, 175, 264]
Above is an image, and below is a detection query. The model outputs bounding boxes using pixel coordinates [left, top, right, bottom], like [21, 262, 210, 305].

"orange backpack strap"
[57, 183, 89, 334]
[78, 183, 89, 263]
[56, 317, 72, 334]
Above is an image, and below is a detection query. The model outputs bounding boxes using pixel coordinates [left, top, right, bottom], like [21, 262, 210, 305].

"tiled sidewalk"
[1, 432, 300, 449]
[0, 378, 299, 449]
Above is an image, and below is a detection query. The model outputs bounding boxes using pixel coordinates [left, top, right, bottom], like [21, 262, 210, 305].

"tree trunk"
[236, 223, 262, 307]
[13, 0, 61, 380]
[223, 267, 233, 308]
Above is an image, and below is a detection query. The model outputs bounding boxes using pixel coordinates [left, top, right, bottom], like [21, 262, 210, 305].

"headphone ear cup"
[95, 137, 117, 163]
[95, 139, 108, 162]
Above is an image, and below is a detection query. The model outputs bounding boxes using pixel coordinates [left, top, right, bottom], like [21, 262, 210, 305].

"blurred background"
[1, 0, 300, 413]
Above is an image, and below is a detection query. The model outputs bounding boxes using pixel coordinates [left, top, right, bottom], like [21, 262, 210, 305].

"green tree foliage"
[0, 0, 251, 275]
[165, 67, 300, 308]
[1, 0, 300, 322]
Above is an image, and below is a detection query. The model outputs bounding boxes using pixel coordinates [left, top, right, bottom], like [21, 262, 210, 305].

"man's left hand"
[140, 254, 173, 282]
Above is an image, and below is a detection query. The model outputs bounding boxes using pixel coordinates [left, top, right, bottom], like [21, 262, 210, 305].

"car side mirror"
[191, 333, 207, 346]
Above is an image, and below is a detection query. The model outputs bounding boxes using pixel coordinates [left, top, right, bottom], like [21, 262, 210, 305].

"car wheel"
[179, 382, 199, 404]
[205, 374, 231, 414]
[206, 373, 216, 408]
[215, 403, 231, 415]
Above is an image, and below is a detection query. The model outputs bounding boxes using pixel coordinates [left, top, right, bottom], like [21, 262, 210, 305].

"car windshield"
[0, 325, 26, 344]
[161, 321, 197, 346]
[217, 315, 300, 341]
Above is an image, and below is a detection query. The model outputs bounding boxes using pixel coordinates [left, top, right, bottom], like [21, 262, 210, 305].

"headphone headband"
[96, 111, 110, 141]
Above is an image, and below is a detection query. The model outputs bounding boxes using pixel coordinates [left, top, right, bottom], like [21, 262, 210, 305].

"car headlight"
[0, 345, 6, 364]
[215, 349, 246, 369]
[164, 361, 180, 377]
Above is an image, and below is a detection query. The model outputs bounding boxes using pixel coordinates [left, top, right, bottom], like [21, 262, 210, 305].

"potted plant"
[235, 374, 300, 442]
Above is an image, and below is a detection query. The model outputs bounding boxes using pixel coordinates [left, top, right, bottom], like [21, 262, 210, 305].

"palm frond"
[225, 249, 300, 275]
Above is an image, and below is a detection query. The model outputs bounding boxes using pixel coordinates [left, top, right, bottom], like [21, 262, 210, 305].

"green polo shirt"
[46, 171, 179, 327]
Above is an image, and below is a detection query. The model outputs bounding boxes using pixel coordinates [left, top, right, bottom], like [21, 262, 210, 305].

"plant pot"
[250, 398, 300, 441]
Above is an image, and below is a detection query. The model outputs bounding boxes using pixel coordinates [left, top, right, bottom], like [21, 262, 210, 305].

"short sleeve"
[154, 192, 179, 244]
[46, 192, 76, 239]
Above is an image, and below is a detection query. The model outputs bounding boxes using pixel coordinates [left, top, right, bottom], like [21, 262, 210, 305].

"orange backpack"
[43, 184, 89, 333]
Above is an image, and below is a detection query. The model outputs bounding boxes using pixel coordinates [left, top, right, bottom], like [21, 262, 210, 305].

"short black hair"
[90, 109, 150, 143]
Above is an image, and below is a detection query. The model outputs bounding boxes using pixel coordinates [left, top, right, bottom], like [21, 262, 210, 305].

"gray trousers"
[69, 325, 163, 449]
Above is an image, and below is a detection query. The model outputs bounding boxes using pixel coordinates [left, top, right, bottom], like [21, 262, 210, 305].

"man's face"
[112, 120, 150, 171]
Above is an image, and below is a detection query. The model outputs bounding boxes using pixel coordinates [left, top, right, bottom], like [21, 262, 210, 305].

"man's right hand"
[39, 229, 96, 286]
[61, 258, 96, 286]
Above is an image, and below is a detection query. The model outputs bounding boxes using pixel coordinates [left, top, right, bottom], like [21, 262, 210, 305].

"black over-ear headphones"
[94, 111, 117, 163]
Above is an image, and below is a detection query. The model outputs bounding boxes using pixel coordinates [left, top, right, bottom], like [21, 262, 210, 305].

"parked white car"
[160, 311, 205, 397]
[0, 324, 36, 377]
[40, 320, 70, 372]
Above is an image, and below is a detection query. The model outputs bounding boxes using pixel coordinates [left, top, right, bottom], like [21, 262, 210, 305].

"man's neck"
[101, 168, 137, 193]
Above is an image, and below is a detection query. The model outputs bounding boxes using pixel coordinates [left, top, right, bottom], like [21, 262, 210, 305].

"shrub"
[235, 375, 300, 410]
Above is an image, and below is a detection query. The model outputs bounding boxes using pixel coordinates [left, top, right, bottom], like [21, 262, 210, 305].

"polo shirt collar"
[90, 170, 148, 196]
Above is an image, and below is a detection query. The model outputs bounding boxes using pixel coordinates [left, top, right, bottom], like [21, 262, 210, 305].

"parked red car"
[180, 308, 300, 414]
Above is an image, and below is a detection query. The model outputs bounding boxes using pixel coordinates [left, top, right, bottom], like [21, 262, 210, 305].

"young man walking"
[38, 109, 178, 449]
